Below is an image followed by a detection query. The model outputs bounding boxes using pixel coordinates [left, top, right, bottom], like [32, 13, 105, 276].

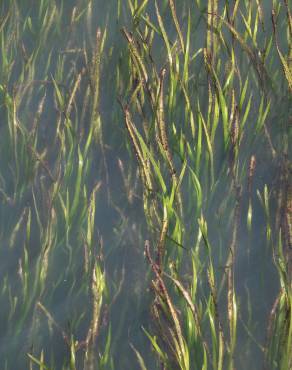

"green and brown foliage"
[0, 1, 291, 369]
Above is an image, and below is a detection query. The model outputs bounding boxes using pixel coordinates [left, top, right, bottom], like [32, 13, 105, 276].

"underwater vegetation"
[0, 0, 291, 369]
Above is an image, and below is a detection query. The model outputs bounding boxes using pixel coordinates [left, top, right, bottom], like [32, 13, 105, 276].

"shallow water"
[0, 1, 290, 369]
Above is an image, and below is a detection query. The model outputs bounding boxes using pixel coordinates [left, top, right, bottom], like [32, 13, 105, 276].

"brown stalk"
[169, 0, 185, 54]
[207, 267, 226, 348]
[121, 28, 149, 85]
[157, 69, 183, 216]
[156, 217, 169, 270]
[164, 271, 211, 360]
[207, 0, 218, 63]
[157, 69, 176, 179]
[145, 240, 185, 359]
[118, 100, 153, 194]
[27, 145, 56, 183]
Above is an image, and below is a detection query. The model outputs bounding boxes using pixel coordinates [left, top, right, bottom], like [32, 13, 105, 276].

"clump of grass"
[120, 1, 291, 369]
[0, 1, 116, 368]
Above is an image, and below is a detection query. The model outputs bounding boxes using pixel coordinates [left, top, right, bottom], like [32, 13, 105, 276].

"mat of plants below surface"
[0, 1, 291, 369]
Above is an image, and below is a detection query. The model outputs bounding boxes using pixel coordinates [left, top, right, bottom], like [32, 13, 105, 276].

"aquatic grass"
[0, 1, 118, 368]
[0, 0, 291, 369]
[120, 1, 291, 369]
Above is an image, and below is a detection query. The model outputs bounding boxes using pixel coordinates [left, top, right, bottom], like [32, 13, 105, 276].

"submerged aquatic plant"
[0, 0, 291, 369]
[120, 1, 291, 369]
